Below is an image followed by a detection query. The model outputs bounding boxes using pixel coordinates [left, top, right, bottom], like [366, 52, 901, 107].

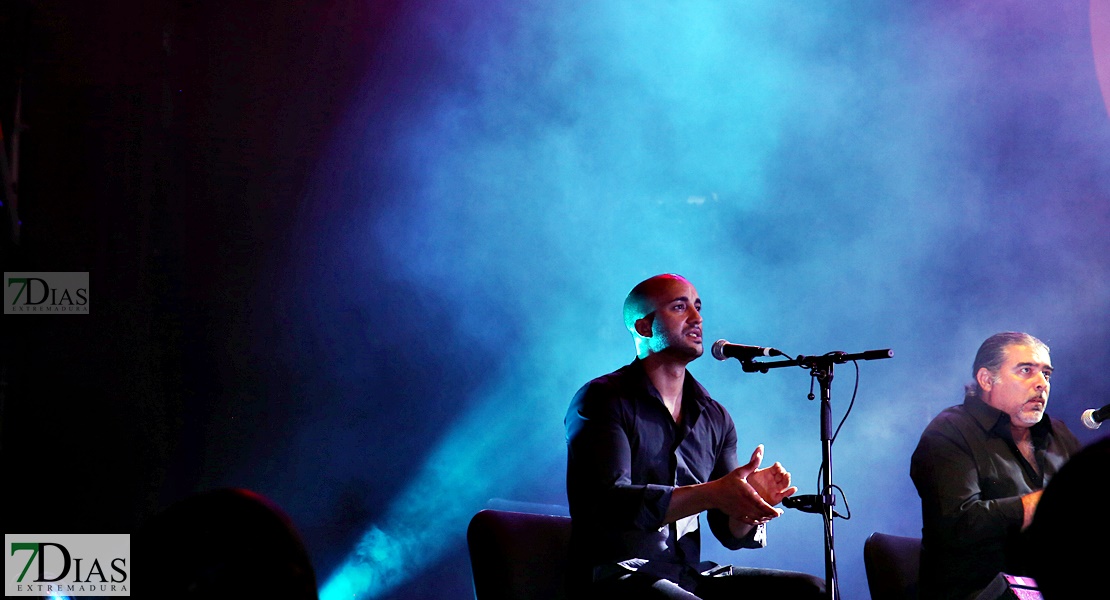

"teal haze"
[249, 2, 1110, 599]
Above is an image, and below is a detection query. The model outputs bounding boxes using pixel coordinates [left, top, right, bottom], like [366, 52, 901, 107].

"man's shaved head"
[622, 273, 703, 361]
[623, 274, 691, 333]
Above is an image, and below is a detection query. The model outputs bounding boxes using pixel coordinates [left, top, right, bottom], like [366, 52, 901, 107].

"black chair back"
[863, 531, 921, 600]
[466, 509, 571, 600]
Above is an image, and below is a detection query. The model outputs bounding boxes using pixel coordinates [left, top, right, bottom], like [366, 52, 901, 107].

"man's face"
[980, 344, 1053, 428]
[642, 277, 703, 360]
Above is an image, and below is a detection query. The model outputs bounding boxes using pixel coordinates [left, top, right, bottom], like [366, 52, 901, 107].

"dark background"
[3, 3, 484, 596]
[1, 0, 377, 527]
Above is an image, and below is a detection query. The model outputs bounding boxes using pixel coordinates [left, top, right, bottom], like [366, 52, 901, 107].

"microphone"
[782, 494, 824, 514]
[1081, 403, 1110, 430]
[711, 339, 785, 362]
[783, 494, 844, 518]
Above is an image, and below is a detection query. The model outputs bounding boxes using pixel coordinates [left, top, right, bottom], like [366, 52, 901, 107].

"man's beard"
[1016, 406, 1045, 426]
[662, 335, 703, 360]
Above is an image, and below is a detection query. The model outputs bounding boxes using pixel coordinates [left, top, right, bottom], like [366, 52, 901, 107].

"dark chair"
[863, 532, 921, 600]
[466, 509, 572, 600]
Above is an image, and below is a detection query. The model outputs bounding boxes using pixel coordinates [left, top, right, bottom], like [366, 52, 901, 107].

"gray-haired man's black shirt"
[910, 393, 1080, 600]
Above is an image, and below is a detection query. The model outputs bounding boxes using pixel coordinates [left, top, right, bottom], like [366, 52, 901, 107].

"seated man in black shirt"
[564, 273, 825, 599]
[910, 332, 1080, 600]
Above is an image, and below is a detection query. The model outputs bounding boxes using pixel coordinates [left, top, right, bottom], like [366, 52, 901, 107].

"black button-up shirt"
[910, 393, 1080, 600]
[565, 359, 764, 591]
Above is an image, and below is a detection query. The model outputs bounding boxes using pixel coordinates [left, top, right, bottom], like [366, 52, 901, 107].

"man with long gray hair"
[910, 332, 1080, 600]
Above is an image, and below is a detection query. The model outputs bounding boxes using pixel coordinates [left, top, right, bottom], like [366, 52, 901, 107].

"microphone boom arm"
[737, 348, 893, 373]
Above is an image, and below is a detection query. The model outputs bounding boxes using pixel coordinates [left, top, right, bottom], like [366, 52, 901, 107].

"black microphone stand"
[738, 348, 893, 600]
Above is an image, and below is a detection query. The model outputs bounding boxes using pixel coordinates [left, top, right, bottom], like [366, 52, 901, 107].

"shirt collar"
[626, 357, 713, 414]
